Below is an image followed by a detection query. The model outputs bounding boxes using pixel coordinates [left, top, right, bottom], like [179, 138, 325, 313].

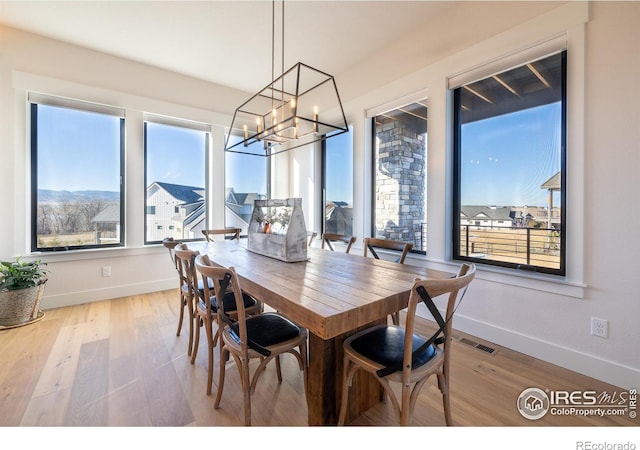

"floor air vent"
[459, 337, 496, 355]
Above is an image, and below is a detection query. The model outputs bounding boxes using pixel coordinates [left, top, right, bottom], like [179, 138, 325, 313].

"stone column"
[374, 118, 426, 249]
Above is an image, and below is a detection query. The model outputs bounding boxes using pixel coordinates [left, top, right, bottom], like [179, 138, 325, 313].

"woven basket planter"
[0, 282, 46, 328]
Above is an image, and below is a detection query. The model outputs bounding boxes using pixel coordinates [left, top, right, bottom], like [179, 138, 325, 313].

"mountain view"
[38, 189, 120, 203]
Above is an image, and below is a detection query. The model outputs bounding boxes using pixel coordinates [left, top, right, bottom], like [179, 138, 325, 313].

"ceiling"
[0, 0, 457, 93]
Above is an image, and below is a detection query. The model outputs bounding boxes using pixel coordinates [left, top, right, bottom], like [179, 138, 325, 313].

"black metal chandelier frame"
[224, 1, 348, 157]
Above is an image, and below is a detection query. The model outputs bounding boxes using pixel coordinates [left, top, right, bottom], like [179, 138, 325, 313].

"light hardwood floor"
[0, 289, 636, 427]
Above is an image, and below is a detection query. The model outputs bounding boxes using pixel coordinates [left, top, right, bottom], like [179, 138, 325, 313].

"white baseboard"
[40, 278, 176, 310]
[447, 312, 639, 390]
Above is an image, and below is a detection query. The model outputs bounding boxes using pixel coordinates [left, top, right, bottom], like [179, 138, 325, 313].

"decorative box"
[247, 197, 308, 262]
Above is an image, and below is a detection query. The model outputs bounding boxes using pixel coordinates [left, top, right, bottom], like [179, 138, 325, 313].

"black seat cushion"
[351, 326, 436, 371]
[199, 291, 258, 313]
[243, 312, 301, 347]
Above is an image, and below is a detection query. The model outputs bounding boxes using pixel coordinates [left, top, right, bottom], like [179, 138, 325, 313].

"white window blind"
[28, 92, 125, 118]
[447, 33, 567, 90]
[144, 113, 211, 133]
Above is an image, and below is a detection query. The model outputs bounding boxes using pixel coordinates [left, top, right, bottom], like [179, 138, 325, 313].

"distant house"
[460, 206, 513, 229]
[146, 181, 205, 241]
[91, 203, 121, 244]
[225, 188, 266, 235]
[461, 205, 561, 230]
[325, 201, 353, 235]
[511, 205, 561, 229]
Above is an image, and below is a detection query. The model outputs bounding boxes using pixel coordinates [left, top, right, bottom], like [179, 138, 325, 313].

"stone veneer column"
[374, 119, 426, 248]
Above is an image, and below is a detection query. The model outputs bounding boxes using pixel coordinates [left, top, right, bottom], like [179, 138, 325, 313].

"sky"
[324, 128, 353, 204]
[37, 107, 265, 195]
[146, 121, 206, 189]
[37, 105, 121, 192]
[37, 102, 560, 208]
[460, 102, 562, 207]
[225, 136, 268, 195]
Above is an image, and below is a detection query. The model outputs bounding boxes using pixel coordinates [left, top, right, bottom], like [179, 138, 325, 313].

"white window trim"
[12, 71, 228, 259]
[443, 27, 587, 298]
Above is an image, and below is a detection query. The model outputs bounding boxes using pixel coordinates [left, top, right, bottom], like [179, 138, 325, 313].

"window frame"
[29, 96, 126, 252]
[451, 50, 567, 276]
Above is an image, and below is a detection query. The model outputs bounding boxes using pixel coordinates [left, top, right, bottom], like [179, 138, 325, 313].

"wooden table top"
[191, 239, 452, 340]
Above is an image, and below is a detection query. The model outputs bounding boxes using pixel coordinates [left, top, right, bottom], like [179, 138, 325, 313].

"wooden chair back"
[172, 243, 201, 356]
[363, 237, 413, 264]
[162, 237, 181, 274]
[403, 263, 476, 388]
[195, 255, 249, 353]
[321, 233, 357, 254]
[173, 243, 200, 296]
[202, 228, 241, 242]
[307, 231, 318, 247]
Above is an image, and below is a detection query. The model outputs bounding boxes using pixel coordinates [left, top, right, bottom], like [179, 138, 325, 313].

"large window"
[323, 126, 353, 236]
[224, 135, 269, 235]
[144, 119, 209, 243]
[30, 96, 124, 251]
[452, 51, 566, 275]
[372, 100, 428, 253]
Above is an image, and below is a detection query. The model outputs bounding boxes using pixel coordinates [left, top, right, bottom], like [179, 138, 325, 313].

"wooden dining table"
[191, 239, 453, 425]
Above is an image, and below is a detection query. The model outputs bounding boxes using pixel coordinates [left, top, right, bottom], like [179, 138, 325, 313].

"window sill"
[405, 253, 586, 299]
[26, 244, 167, 263]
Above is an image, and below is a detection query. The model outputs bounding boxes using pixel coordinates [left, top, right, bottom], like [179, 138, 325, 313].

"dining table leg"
[306, 320, 386, 426]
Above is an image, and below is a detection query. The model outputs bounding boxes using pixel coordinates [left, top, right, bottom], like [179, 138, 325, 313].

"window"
[30, 95, 124, 251]
[372, 100, 428, 253]
[144, 119, 209, 243]
[452, 51, 566, 275]
[225, 135, 269, 236]
[323, 126, 353, 236]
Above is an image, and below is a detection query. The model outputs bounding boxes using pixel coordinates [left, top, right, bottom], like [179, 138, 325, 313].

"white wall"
[1, 2, 638, 389]
[288, 2, 640, 388]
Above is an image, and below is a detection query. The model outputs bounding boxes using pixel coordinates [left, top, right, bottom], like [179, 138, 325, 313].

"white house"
[146, 181, 205, 241]
[460, 205, 514, 230]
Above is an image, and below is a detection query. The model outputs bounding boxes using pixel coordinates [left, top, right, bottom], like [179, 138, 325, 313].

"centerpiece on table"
[247, 198, 308, 262]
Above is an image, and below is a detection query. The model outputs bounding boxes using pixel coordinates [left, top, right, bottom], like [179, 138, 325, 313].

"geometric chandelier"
[224, 2, 348, 157]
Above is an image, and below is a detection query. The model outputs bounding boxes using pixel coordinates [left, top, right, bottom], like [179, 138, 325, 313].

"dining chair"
[186, 251, 262, 396]
[338, 263, 476, 426]
[363, 237, 413, 264]
[195, 254, 308, 426]
[363, 237, 414, 325]
[162, 237, 189, 344]
[321, 232, 357, 254]
[307, 231, 318, 247]
[172, 243, 201, 356]
[202, 228, 241, 242]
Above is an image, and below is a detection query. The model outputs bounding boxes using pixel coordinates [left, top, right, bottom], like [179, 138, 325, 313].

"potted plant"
[0, 257, 48, 328]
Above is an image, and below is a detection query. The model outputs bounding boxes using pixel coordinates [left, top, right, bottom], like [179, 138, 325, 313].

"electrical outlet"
[102, 266, 112, 277]
[591, 317, 608, 338]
